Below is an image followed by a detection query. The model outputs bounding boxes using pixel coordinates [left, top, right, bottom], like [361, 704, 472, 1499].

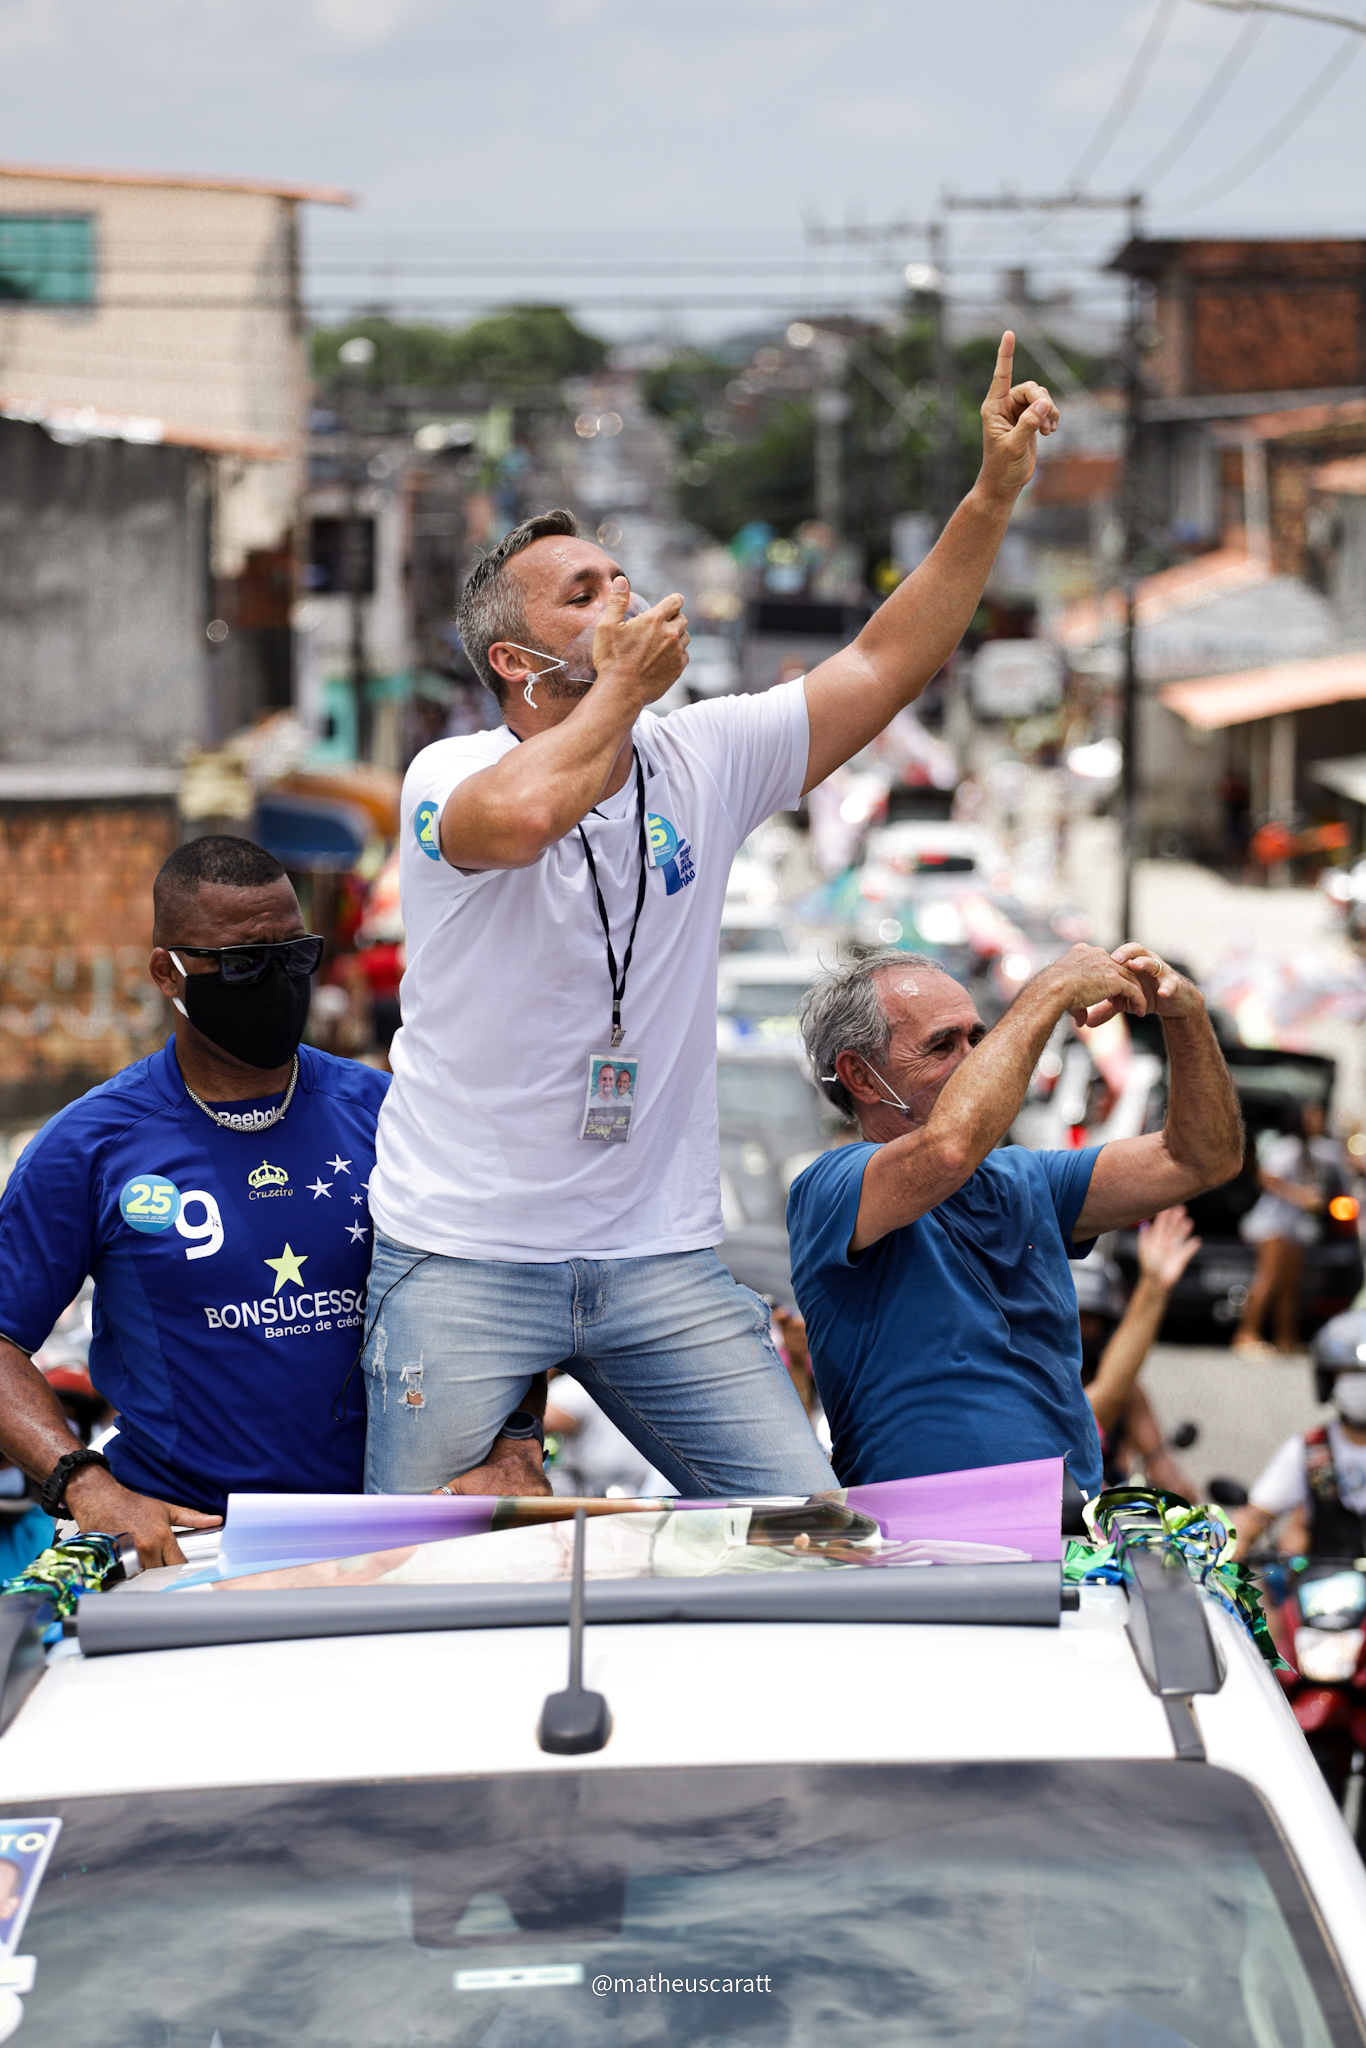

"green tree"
[678, 402, 817, 542]
[311, 306, 608, 393]
[638, 353, 732, 455]
[644, 316, 1109, 565]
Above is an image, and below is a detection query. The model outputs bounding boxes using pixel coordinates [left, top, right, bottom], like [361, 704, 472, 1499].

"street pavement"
[1142, 1342, 1330, 1498]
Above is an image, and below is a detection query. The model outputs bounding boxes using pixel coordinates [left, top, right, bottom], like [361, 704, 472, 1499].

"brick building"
[0, 773, 177, 1122]
[1111, 237, 1366, 568]
[1051, 239, 1366, 864]
[0, 159, 349, 1118]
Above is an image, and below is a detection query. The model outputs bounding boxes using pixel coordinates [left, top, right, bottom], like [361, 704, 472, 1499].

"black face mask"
[175, 960, 311, 1071]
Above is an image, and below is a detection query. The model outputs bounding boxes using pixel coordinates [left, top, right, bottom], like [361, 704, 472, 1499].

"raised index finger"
[989, 330, 1017, 397]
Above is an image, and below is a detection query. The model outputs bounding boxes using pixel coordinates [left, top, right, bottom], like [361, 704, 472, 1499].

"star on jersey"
[263, 1243, 308, 1296]
[351, 1193, 364, 1206]
[328, 1155, 352, 1175]
[346, 1221, 370, 1244]
[307, 1177, 332, 1199]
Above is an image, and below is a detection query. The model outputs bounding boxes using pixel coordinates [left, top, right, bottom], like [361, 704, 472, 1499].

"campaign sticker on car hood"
[0, 1820, 60, 1957]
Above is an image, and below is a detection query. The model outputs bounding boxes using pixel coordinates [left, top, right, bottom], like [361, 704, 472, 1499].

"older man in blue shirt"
[786, 943, 1242, 1497]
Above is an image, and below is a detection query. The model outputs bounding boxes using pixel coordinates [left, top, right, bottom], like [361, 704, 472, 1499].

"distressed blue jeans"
[361, 1233, 838, 1498]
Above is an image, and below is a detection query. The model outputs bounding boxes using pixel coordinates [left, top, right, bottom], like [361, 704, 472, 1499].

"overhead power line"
[1067, 0, 1182, 191]
[1168, 26, 1362, 210]
[1132, 9, 1267, 185]
[1193, 0, 1365, 29]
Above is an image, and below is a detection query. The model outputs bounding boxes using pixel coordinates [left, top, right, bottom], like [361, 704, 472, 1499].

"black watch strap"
[499, 1409, 545, 1454]
[38, 1447, 113, 1519]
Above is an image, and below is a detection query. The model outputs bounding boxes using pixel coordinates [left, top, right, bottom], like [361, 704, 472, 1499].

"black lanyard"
[576, 748, 648, 1048]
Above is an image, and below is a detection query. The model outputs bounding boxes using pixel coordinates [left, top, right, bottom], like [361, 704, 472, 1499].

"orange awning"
[1160, 653, 1366, 730]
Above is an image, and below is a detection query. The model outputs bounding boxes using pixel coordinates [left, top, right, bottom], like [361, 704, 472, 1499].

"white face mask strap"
[504, 642, 566, 710]
[820, 1058, 912, 1116]
[168, 951, 189, 1019]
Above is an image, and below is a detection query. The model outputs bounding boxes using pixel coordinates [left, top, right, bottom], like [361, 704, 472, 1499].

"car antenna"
[538, 1506, 612, 1755]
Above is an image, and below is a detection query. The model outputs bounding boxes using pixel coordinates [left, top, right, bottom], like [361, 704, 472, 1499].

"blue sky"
[1, 0, 1362, 337]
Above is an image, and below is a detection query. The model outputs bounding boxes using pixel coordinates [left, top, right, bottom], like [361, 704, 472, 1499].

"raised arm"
[801, 332, 1059, 793]
[1073, 949, 1244, 1240]
[849, 946, 1146, 1253]
[1084, 1207, 1200, 1437]
[0, 1334, 219, 1568]
[440, 580, 690, 872]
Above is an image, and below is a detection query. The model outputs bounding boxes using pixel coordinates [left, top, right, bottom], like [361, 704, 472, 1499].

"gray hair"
[801, 949, 938, 1117]
[455, 508, 579, 704]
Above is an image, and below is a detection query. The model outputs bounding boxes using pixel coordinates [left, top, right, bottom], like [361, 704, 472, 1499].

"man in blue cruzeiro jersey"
[0, 837, 395, 1567]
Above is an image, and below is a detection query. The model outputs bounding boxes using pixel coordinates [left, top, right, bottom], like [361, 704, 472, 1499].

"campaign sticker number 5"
[119, 1175, 182, 1234]
[175, 1190, 225, 1262]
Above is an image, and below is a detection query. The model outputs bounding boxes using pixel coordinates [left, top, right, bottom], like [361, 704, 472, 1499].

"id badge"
[579, 1053, 640, 1143]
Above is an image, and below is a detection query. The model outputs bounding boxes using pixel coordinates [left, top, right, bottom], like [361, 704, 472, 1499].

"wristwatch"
[499, 1409, 546, 1456]
[38, 1447, 113, 1519]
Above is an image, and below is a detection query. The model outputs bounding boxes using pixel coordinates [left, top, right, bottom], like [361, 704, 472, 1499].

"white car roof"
[5, 1578, 1366, 2002]
[716, 956, 823, 985]
[863, 821, 1007, 870]
[5, 1515, 1366, 2014]
[718, 903, 791, 928]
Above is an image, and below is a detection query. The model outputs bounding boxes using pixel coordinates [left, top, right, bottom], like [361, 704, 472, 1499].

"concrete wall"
[0, 417, 209, 765]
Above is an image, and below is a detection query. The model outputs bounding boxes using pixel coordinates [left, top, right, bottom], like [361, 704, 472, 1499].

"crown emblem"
[248, 1159, 289, 1190]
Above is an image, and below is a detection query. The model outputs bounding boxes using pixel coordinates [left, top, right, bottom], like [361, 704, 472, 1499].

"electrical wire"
[1132, 9, 1267, 184]
[1194, 0, 1365, 29]
[1166, 26, 1362, 210]
[1067, 0, 1183, 190]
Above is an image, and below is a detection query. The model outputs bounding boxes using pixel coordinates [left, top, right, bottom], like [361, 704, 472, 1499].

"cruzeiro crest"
[647, 813, 695, 897]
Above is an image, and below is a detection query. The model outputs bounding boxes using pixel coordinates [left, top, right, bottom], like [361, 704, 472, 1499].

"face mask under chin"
[174, 961, 312, 1072]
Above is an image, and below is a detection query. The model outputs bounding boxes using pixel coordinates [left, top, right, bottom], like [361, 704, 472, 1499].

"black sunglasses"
[167, 937, 325, 985]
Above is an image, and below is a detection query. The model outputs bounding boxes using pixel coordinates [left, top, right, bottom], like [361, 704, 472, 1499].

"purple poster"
[213, 1458, 1062, 1578]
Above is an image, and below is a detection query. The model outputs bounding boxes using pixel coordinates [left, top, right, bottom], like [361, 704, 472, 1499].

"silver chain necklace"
[183, 1054, 300, 1133]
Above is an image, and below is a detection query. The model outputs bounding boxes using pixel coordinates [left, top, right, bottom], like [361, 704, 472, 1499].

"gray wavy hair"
[456, 508, 579, 703]
[800, 949, 938, 1117]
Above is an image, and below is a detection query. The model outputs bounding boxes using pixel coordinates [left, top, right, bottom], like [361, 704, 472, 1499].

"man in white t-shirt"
[363, 332, 1061, 1500]
[1238, 1363, 1366, 1561]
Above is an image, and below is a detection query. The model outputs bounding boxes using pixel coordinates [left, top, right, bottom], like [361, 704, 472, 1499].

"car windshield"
[719, 927, 791, 957]
[716, 1061, 818, 1129]
[10, 1763, 1353, 2046]
[717, 982, 810, 1023]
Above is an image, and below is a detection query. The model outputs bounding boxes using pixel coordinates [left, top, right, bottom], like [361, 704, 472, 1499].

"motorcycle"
[1268, 1558, 1366, 1844]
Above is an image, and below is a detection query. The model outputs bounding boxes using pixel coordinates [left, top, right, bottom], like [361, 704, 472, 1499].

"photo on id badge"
[580, 1054, 639, 1143]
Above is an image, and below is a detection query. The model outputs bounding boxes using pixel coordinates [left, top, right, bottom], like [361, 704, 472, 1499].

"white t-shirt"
[369, 681, 809, 1260]
[1250, 1420, 1366, 1518]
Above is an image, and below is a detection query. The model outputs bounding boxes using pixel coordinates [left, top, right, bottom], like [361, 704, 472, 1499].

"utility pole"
[813, 335, 850, 542]
[338, 334, 376, 764]
[945, 190, 1144, 940]
[1118, 190, 1145, 945]
[928, 217, 955, 535]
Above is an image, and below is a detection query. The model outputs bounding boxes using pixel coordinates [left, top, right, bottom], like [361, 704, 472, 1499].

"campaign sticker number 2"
[119, 1175, 182, 1234]
[414, 800, 441, 861]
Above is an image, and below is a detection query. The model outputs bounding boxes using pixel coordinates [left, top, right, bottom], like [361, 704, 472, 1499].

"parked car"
[1114, 1036, 1362, 1342]
[718, 904, 798, 959]
[714, 1049, 847, 1299]
[716, 956, 824, 1052]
